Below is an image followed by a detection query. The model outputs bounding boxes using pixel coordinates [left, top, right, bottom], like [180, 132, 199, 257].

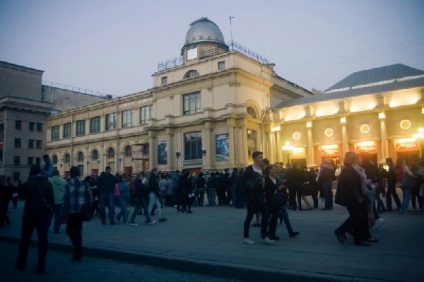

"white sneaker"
[262, 237, 275, 245]
[371, 218, 384, 231]
[129, 223, 138, 226]
[242, 238, 255, 245]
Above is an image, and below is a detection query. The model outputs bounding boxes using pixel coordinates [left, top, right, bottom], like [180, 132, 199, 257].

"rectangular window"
[105, 113, 117, 131]
[28, 139, 34, 149]
[37, 123, 42, 132]
[28, 157, 34, 166]
[36, 157, 41, 165]
[161, 76, 168, 85]
[63, 123, 71, 138]
[15, 138, 21, 148]
[51, 125, 60, 141]
[14, 156, 20, 165]
[218, 61, 225, 70]
[90, 116, 101, 133]
[15, 120, 22, 130]
[183, 92, 201, 115]
[184, 132, 202, 160]
[122, 110, 133, 128]
[36, 140, 42, 149]
[76, 120, 86, 136]
[13, 172, 20, 182]
[29, 122, 35, 131]
[140, 105, 152, 125]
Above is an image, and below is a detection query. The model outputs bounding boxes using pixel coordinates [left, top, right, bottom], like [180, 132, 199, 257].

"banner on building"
[157, 141, 167, 165]
[216, 133, 229, 161]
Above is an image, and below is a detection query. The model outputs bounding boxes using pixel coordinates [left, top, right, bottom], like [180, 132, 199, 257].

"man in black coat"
[98, 166, 116, 225]
[15, 164, 54, 274]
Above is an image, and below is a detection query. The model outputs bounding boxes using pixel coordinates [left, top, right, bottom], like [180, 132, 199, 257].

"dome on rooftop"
[183, 17, 225, 48]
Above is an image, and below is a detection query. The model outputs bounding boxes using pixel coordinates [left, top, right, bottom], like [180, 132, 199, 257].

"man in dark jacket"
[15, 164, 54, 274]
[242, 151, 273, 245]
[98, 166, 116, 225]
[385, 158, 401, 211]
[318, 158, 336, 210]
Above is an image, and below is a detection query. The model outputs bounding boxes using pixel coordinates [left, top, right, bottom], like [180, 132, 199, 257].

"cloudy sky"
[1, 0, 423, 97]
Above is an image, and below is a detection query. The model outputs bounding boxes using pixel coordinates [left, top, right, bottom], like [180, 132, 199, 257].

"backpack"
[395, 165, 404, 183]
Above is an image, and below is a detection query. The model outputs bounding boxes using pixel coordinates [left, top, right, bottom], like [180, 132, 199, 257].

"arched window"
[184, 70, 199, 79]
[247, 107, 258, 119]
[65, 153, 71, 163]
[107, 147, 115, 159]
[124, 145, 132, 157]
[92, 149, 99, 160]
[77, 152, 84, 162]
[52, 155, 58, 164]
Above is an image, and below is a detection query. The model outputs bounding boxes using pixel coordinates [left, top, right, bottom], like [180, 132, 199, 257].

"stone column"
[379, 114, 388, 163]
[307, 125, 315, 167]
[227, 119, 236, 167]
[203, 122, 212, 169]
[148, 131, 156, 168]
[341, 120, 348, 157]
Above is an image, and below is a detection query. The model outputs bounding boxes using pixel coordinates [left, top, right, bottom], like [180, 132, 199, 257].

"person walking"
[147, 168, 167, 222]
[115, 175, 129, 223]
[48, 169, 67, 233]
[243, 151, 273, 245]
[63, 166, 92, 261]
[196, 172, 206, 207]
[15, 164, 54, 274]
[385, 158, 401, 211]
[98, 167, 116, 225]
[396, 157, 416, 215]
[129, 173, 155, 226]
[318, 158, 336, 210]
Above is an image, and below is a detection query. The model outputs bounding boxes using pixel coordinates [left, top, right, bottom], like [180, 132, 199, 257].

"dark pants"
[336, 203, 369, 244]
[322, 182, 333, 209]
[265, 206, 279, 238]
[243, 202, 267, 239]
[197, 190, 205, 206]
[288, 185, 298, 209]
[130, 198, 151, 223]
[411, 184, 423, 209]
[49, 204, 62, 233]
[386, 183, 401, 210]
[16, 215, 50, 270]
[66, 213, 83, 258]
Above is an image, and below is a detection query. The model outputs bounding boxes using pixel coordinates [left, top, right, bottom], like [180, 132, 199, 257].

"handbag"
[80, 203, 92, 221]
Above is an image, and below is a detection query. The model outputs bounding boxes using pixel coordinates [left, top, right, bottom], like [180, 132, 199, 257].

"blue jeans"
[49, 204, 63, 233]
[322, 182, 333, 209]
[100, 192, 115, 223]
[280, 205, 293, 234]
[130, 198, 151, 223]
[115, 195, 128, 223]
[148, 192, 162, 219]
[401, 188, 412, 213]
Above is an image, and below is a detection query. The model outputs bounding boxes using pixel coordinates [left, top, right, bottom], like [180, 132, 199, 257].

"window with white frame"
[124, 145, 132, 157]
[122, 110, 133, 128]
[51, 126, 60, 141]
[140, 105, 152, 125]
[76, 120, 86, 136]
[107, 147, 115, 159]
[105, 113, 117, 131]
[77, 151, 84, 161]
[183, 92, 201, 115]
[184, 70, 199, 79]
[65, 153, 70, 163]
[161, 76, 168, 85]
[92, 150, 99, 160]
[90, 116, 101, 134]
[63, 123, 71, 138]
[218, 61, 225, 70]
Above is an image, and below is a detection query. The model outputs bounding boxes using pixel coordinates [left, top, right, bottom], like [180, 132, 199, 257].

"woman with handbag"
[63, 166, 92, 261]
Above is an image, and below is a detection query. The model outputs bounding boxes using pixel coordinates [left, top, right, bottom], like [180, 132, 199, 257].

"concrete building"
[45, 17, 313, 176]
[269, 64, 424, 168]
[0, 61, 111, 181]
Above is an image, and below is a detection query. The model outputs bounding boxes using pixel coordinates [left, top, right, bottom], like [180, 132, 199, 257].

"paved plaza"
[1, 192, 423, 282]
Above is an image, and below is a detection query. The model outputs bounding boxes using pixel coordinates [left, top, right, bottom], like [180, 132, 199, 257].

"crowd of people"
[1, 152, 424, 273]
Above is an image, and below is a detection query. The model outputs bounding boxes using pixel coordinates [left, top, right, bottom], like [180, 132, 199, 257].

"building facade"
[45, 18, 313, 176]
[268, 64, 424, 168]
[0, 61, 111, 182]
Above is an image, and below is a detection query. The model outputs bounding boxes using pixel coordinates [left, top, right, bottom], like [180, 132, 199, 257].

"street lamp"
[413, 127, 424, 158]
[282, 141, 294, 166]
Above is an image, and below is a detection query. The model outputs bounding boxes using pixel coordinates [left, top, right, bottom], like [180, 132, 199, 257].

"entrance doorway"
[397, 152, 420, 166]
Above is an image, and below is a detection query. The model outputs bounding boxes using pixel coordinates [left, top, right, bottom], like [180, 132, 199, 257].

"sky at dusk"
[1, 0, 423, 97]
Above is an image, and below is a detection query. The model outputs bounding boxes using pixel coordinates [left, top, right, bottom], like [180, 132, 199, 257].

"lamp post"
[282, 141, 294, 166]
[413, 127, 424, 158]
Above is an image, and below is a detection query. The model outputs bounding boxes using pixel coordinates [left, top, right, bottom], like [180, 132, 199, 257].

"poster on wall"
[216, 133, 229, 161]
[157, 141, 167, 165]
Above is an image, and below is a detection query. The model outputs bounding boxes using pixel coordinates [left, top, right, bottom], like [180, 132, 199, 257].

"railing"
[157, 56, 184, 72]
[227, 40, 270, 65]
[42, 80, 114, 98]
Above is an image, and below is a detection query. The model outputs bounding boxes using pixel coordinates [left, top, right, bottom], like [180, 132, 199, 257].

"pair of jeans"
[243, 201, 267, 239]
[386, 183, 401, 209]
[16, 215, 50, 270]
[49, 204, 62, 233]
[148, 192, 162, 219]
[100, 192, 115, 223]
[322, 182, 333, 209]
[280, 205, 293, 234]
[130, 198, 151, 223]
[66, 213, 83, 258]
[115, 195, 128, 222]
[401, 188, 412, 212]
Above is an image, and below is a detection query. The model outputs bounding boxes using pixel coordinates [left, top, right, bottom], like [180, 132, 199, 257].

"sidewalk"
[1, 198, 423, 282]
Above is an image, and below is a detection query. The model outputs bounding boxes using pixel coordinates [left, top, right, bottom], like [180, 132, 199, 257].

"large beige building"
[268, 64, 424, 168]
[45, 18, 313, 176]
